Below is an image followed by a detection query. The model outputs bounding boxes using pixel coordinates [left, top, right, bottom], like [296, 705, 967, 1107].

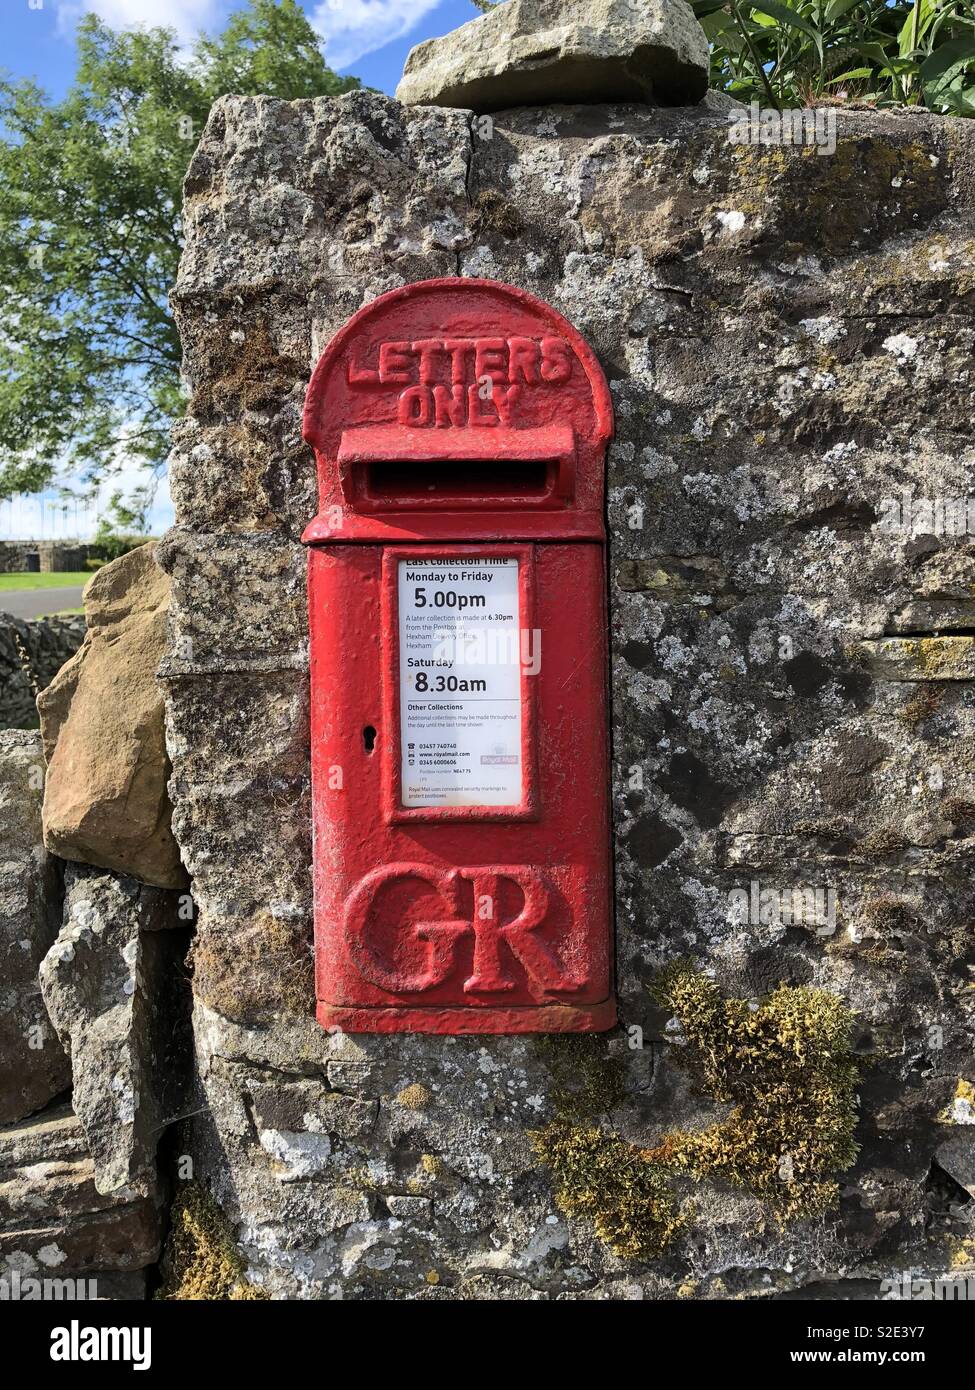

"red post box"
[302, 278, 614, 1033]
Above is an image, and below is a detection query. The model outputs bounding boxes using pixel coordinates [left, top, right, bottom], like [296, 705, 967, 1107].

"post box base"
[317, 1000, 617, 1034]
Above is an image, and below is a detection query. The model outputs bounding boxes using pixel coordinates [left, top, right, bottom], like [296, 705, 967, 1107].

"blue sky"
[2, 0, 481, 538]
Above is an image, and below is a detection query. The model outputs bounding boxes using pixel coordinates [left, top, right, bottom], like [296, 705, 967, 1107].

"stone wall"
[0, 541, 96, 574]
[157, 92, 975, 1298]
[0, 615, 86, 729]
[0, 733, 186, 1300]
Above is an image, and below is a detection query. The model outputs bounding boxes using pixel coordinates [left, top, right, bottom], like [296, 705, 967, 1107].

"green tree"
[0, 0, 359, 506]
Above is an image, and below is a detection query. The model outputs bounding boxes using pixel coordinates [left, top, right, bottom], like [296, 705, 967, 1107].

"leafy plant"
[694, 0, 975, 115]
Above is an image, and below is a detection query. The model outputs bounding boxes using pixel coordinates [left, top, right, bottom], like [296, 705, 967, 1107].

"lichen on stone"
[939, 1078, 975, 1126]
[155, 1182, 267, 1300]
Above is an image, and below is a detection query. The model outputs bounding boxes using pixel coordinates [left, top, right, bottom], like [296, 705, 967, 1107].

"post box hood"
[302, 277, 613, 544]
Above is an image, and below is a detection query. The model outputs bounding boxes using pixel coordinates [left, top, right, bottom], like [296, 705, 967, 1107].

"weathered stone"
[386, 1195, 433, 1224]
[37, 544, 186, 890]
[154, 531, 307, 673]
[39, 867, 191, 1195]
[0, 730, 70, 1124]
[249, 1081, 378, 1141]
[160, 92, 975, 1298]
[0, 1101, 160, 1279]
[396, 0, 709, 111]
[886, 599, 975, 633]
[859, 636, 975, 681]
[935, 1133, 975, 1199]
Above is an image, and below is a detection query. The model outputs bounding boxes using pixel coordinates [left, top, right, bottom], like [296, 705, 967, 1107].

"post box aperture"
[302, 277, 614, 1033]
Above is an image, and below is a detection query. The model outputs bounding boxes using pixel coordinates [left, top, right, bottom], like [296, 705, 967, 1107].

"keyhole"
[362, 725, 377, 754]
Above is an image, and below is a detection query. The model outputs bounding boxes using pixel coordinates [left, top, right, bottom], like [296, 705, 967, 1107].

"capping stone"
[395, 0, 710, 112]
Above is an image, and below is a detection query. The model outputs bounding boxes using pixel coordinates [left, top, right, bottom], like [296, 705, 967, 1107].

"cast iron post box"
[302, 278, 614, 1033]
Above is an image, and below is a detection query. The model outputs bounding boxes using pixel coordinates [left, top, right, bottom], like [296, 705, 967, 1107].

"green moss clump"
[533, 1033, 627, 1122]
[532, 968, 861, 1262]
[394, 1082, 432, 1110]
[155, 1183, 267, 1301]
[649, 964, 860, 1224]
[530, 1123, 685, 1261]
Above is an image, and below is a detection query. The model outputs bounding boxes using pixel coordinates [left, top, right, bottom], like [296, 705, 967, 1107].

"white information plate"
[398, 557, 522, 808]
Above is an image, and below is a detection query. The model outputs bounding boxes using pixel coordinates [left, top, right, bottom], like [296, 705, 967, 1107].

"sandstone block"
[38, 544, 185, 889]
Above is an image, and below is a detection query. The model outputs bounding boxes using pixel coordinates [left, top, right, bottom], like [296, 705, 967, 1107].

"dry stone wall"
[0, 615, 85, 730]
[157, 91, 975, 1298]
[0, 730, 188, 1299]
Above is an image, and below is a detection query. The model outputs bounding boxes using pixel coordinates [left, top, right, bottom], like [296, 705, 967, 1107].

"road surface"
[0, 587, 85, 620]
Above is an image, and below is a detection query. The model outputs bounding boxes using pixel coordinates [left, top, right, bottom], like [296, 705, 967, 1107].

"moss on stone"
[944, 798, 975, 829]
[189, 913, 313, 1024]
[530, 1122, 686, 1262]
[394, 1082, 432, 1110]
[649, 964, 860, 1224]
[189, 320, 305, 421]
[470, 187, 524, 240]
[533, 1033, 627, 1122]
[901, 682, 947, 729]
[857, 895, 918, 936]
[532, 967, 860, 1261]
[155, 1182, 267, 1301]
[857, 829, 910, 857]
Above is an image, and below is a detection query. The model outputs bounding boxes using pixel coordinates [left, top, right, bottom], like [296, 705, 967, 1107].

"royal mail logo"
[344, 862, 582, 997]
[344, 335, 574, 428]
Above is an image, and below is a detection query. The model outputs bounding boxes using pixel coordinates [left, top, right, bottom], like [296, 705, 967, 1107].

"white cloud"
[55, 0, 440, 75]
[1, 415, 174, 542]
[310, 0, 443, 70]
[55, 0, 225, 45]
